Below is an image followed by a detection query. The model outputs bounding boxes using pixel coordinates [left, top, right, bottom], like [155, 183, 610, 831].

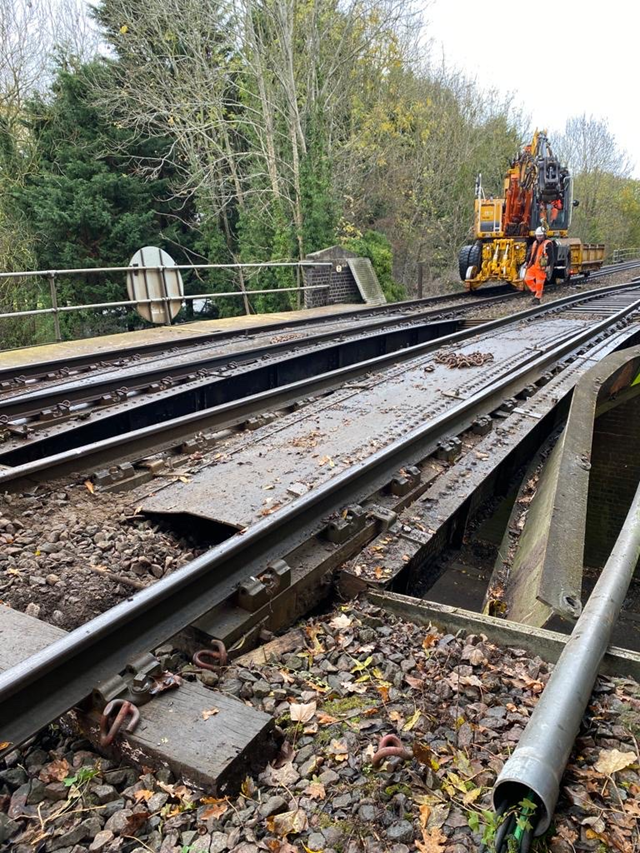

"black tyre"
[458, 244, 473, 281]
[458, 242, 483, 281]
[468, 241, 482, 271]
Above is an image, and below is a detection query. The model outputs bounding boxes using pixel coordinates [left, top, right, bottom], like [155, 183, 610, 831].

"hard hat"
[535, 226, 546, 237]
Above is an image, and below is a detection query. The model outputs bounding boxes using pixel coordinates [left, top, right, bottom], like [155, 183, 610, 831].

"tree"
[15, 61, 198, 339]
[554, 115, 632, 246]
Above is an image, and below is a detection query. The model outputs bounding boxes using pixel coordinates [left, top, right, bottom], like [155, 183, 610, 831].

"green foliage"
[341, 229, 407, 302]
[13, 60, 198, 340]
[64, 765, 100, 787]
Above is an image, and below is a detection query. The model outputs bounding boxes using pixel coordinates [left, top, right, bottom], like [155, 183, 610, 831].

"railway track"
[1, 277, 640, 755]
[2, 258, 638, 398]
[0, 278, 637, 492]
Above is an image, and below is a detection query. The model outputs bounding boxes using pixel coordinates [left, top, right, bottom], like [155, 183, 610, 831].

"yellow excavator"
[459, 130, 605, 290]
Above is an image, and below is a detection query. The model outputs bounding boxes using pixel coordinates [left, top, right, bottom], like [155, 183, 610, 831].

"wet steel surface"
[142, 316, 590, 529]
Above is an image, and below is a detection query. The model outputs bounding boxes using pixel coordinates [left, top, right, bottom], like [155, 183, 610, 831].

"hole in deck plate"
[144, 511, 240, 549]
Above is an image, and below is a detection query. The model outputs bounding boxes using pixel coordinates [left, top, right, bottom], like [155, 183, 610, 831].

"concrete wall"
[585, 394, 640, 567]
[302, 246, 362, 308]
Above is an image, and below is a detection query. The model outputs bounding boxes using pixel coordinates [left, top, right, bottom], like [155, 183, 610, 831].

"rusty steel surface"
[141, 317, 594, 529]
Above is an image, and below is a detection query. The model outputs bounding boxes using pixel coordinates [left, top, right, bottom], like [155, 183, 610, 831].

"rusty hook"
[371, 734, 413, 768]
[99, 699, 141, 747]
[192, 638, 228, 671]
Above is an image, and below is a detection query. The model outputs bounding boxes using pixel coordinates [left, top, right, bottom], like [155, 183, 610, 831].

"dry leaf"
[202, 707, 220, 720]
[403, 708, 421, 731]
[415, 826, 447, 853]
[201, 798, 229, 820]
[594, 748, 638, 775]
[125, 811, 150, 835]
[290, 701, 317, 723]
[328, 738, 349, 761]
[405, 674, 425, 690]
[413, 741, 434, 767]
[39, 758, 70, 783]
[133, 789, 154, 802]
[330, 613, 353, 630]
[422, 633, 438, 649]
[418, 803, 431, 830]
[279, 669, 295, 684]
[260, 761, 300, 787]
[462, 787, 483, 806]
[241, 776, 256, 798]
[84, 479, 95, 494]
[268, 808, 309, 838]
[317, 712, 338, 725]
[304, 781, 326, 800]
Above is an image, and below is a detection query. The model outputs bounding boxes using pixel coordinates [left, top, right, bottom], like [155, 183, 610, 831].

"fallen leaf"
[125, 811, 150, 835]
[84, 479, 95, 494]
[241, 776, 256, 798]
[405, 674, 425, 690]
[290, 701, 316, 723]
[418, 803, 431, 830]
[39, 758, 70, 783]
[304, 781, 326, 800]
[260, 761, 300, 787]
[201, 798, 229, 820]
[329, 613, 353, 630]
[268, 808, 309, 838]
[317, 712, 338, 725]
[415, 826, 447, 852]
[462, 787, 483, 806]
[422, 633, 438, 649]
[202, 707, 220, 720]
[403, 708, 421, 731]
[133, 789, 154, 803]
[413, 741, 434, 767]
[594, 748, 638, 775]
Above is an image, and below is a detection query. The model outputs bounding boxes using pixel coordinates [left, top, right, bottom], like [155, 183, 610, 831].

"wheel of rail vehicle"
[468, 241, 482, 274]
[458, 244, 473, 281]
[458, 242, 483, 282]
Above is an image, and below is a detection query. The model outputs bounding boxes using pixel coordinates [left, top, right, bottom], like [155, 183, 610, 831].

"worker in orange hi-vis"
[524, 226, 552, 303]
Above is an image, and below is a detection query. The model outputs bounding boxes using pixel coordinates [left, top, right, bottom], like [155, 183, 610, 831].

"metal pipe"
[493, 478, 640, 835]
[0, 285, 331, 322]
[48, 273, 61, 342]
[0, 261, 333, 280]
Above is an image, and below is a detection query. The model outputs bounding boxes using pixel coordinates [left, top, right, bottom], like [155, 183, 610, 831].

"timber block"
[74, 683, 275, 794]
[0, 605, 275, 792]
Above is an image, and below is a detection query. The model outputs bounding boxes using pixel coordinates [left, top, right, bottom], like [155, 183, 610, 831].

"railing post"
[48, 272, 62, 342]
[159, 266, 173, 325]
[417, 261, 424, 299]
[296, 263, 302, 310]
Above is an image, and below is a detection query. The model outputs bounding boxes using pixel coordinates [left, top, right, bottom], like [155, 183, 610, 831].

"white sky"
[424, 0, 640, 177]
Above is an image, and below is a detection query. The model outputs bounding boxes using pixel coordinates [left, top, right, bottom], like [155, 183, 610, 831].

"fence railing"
[612, 248, 640, 264]
[0, 260, 333, 344]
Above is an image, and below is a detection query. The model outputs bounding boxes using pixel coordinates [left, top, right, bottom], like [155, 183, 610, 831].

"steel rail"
[1, 293, 518, 418]
[1, 280, 639, 478]
[493, 478, 640, 838]
[0, 285, 518, 385]
[2, 259, 638, 385]
[1, 291, 639, 750]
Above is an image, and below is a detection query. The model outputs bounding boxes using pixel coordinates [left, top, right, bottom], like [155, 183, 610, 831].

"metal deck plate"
[142, 318, 588, 529]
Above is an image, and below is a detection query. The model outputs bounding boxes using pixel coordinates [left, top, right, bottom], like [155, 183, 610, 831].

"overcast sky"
[424, 0, 639, 177]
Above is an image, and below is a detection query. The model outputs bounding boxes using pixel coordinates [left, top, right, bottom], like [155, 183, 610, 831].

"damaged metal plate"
[141, 318, 591, 530]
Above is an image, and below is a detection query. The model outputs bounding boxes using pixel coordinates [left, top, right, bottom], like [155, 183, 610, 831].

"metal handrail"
[612, 248, 640, 263]
[0, 260, 334, 342]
